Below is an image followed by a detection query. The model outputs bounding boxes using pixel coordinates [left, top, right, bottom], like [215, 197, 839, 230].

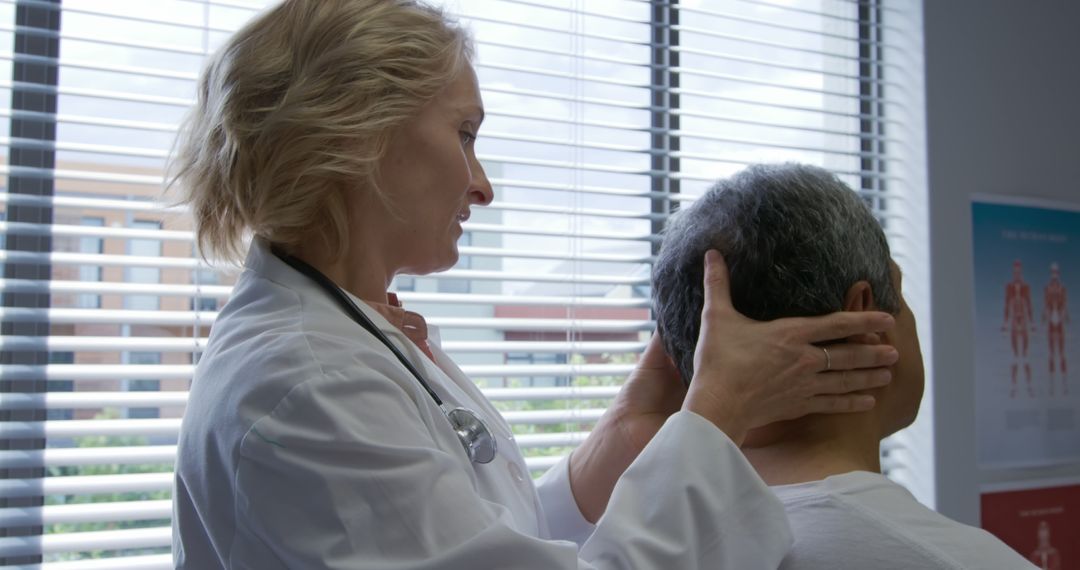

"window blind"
[0, 0, 928, 567]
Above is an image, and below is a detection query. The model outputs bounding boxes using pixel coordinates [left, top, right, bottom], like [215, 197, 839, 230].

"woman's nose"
[470, 162, 494, 206]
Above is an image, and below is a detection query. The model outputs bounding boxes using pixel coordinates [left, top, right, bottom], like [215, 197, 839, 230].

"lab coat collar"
[242, 238, 419, 345]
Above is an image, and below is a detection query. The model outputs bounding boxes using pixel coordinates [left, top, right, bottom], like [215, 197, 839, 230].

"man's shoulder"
[772, 472, 1033, 570]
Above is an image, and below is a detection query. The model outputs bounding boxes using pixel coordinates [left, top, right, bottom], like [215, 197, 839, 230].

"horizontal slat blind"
[0, 0, 927, 567]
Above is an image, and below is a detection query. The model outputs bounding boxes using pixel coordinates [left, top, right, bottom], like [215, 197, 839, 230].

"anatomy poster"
[981, 480, 1080, 570]
[973, 197, 1079, 468]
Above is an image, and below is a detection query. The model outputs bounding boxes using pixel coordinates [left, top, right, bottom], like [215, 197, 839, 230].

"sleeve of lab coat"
[535, 454, 597, 545]
[236, 370, 793, 569]
[581, 411, 794, 569]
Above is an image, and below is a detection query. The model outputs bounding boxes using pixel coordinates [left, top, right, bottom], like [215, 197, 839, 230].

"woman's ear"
[843, 280, 875, 312]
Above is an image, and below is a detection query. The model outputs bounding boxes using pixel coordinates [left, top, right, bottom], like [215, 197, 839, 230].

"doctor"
[170, 1, 899, 568]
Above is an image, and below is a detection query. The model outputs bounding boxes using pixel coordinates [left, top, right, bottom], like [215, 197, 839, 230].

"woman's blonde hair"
[169, 0, 473, 263]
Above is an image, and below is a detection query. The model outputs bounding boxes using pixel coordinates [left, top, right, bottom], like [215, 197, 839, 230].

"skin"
[294, 64, 492, 302]
[740, 262, 924, 486]
[1043, 265, 1068, 379]
[570, 252, 899, 521]
[1003, 261, 1035, 351]
[1002, 261, 1035, 394]
[292, 63, 901, 523]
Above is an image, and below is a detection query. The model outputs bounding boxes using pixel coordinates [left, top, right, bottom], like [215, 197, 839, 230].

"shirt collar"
[363, 293, 436, 362]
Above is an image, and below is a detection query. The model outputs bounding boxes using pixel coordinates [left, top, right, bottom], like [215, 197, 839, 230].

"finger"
[701, 249, 733, 314]
[810, 368, 892, 395]
[638, 333, 673, 370]
[794, 311, 895, 343]
[809, 343, 898, 372]
[802, 394, 877, 415]
[846, 332, 882, 345]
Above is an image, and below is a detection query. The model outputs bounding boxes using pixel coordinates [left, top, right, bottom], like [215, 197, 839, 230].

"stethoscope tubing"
[271, 247, 445, 406]
[270, 246, 497, 464]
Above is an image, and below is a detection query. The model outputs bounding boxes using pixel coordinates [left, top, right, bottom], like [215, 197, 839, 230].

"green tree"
[493, 352, 637, 471]
[45, 409, 172, 560]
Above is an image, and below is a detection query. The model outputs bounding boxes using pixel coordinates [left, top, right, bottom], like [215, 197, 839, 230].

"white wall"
[923, 0, 1080, 524]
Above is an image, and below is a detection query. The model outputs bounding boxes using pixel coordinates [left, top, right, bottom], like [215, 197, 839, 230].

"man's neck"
[740, 413, 883, 487]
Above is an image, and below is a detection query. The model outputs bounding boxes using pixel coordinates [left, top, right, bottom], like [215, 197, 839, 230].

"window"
[437, 231, 472, 294]
[76, 217, 104, 309]
[46, 353, 75, 422]
[0, 1, 926, 566]
[506, 351, 570, 388]
[125, 352, 162, 420]
[190, 262, 219, 312]
[124, 220, 163, 311]
[395, 275, 417, 292]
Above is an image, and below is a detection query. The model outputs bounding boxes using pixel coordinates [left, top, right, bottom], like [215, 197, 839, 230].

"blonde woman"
[170, 1, 899, 568]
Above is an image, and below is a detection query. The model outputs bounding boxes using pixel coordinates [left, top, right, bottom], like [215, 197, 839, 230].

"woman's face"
[376, 64, 493, 276]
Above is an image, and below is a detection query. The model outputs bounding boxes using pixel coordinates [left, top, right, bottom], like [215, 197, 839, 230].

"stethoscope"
[272, 247, 498, 464]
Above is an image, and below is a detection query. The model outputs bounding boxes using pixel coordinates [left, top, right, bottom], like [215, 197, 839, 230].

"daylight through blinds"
[0, 1, 925, 567]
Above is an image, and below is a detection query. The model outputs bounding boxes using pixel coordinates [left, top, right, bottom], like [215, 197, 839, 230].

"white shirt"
[173, 239, 793, 569]
[772, 471, 1035, 570]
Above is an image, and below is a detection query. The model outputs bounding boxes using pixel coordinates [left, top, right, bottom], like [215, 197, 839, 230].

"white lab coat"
[173, 239, 793, 569]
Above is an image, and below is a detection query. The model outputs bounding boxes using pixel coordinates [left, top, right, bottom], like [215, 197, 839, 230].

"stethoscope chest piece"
[444, 405, 497, 464]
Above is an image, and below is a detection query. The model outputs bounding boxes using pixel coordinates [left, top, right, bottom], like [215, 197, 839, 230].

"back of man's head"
[652, 163, 900, 385]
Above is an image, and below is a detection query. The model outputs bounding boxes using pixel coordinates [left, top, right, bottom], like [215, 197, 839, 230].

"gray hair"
[652, 163, 900, 385]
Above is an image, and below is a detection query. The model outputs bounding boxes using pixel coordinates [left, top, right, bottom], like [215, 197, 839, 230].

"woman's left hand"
[606, 335, 687, 455]
[568, 334, 686, 523]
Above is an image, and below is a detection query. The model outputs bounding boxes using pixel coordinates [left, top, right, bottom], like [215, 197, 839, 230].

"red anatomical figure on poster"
[981, 483, 1079, 570]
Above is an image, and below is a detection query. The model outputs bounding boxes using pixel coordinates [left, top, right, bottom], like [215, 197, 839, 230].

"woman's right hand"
[683, 250, 899, 444]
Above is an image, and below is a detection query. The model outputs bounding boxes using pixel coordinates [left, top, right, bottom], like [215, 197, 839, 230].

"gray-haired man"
[653, 163, 1032, 569]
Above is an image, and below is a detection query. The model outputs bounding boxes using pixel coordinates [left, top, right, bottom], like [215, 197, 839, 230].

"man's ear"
[843, 280, 875, 312]
[843, 281, 883, 345]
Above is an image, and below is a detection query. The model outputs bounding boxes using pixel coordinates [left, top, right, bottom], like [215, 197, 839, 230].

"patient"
[652, 163, 1033, 569]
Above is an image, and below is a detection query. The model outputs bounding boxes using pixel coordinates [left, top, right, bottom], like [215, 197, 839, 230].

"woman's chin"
[404, 251, 459, 276]
[440, 247, 461, 271]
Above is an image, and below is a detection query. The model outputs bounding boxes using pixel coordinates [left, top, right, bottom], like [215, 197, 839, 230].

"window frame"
[0, 1, 911, 566]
